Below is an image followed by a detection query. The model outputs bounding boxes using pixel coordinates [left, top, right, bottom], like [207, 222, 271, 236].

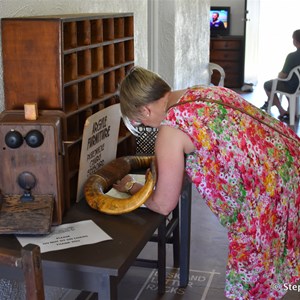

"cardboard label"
[76, 104, 121, 202]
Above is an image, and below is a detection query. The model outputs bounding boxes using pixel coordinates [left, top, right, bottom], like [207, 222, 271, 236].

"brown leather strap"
[168, 97, 300, 145]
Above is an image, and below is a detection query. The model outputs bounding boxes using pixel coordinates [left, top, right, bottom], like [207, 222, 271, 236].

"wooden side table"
[0, 177, 193, 299]
[0, 200, 166, 300]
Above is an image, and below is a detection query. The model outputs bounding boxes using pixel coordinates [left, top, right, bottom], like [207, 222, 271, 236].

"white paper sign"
[76, 104, 121, 202]
[16, 220, 112, 253]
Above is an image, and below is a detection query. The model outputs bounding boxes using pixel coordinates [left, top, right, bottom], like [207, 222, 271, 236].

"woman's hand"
[113, 175, 136, 193]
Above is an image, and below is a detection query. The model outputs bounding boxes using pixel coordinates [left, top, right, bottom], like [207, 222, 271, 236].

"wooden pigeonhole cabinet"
[1, 13, 136, 208]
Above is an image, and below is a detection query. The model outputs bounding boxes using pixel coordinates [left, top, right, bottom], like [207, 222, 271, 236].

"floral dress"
[161, 86, 300, 299]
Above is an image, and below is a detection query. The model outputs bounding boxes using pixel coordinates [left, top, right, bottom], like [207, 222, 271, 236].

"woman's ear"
[140, 105, 151, 118]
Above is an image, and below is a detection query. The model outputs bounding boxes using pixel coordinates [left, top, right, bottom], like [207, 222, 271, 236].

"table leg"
[172, 204, 180, 268]
[157, 218, 166, 294]
[179, 174, 192, 287]
[97, 275, 118, 300]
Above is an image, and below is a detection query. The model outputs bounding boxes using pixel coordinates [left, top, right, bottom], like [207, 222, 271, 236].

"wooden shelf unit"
[1, 13, 136, 206]
[210, 36, 245, 88]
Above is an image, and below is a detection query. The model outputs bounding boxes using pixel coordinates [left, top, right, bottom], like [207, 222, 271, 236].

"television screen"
[210, 6, 230, 36]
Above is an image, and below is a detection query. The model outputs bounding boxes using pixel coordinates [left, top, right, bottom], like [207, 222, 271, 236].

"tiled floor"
[59, 85, 300, 299]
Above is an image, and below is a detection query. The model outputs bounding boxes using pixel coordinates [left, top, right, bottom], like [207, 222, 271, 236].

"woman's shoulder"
[179, 85, 234, 102]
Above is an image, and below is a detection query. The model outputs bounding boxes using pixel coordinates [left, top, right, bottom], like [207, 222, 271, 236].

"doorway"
[245, 0, 300, 85]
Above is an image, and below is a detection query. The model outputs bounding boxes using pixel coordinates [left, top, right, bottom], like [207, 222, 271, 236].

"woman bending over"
[114, 66, 300, 299]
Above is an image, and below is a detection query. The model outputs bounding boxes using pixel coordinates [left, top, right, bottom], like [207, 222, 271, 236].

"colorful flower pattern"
[161, 86, 300, 299]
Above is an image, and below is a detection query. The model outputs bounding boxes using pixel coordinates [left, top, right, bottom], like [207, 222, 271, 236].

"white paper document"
[16, 220, 112, 253]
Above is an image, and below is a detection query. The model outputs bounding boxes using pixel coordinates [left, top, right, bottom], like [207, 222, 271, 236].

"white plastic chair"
[209, 62, 225, 86]
[267, 65, 300, 125]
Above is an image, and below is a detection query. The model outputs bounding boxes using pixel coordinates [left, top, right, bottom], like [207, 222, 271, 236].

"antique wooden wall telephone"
[0, 107, 66, 233]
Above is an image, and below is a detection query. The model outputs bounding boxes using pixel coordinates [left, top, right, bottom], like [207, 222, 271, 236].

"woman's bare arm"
[113, 126, 194, 215]
[144, 126, 193, 215]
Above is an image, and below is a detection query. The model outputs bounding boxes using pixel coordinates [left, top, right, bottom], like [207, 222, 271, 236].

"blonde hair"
[118, 66, 171, 134]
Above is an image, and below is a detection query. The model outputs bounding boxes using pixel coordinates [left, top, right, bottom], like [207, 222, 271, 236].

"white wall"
[174, 0, 210, 89]
[149, 0, 210, 89]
